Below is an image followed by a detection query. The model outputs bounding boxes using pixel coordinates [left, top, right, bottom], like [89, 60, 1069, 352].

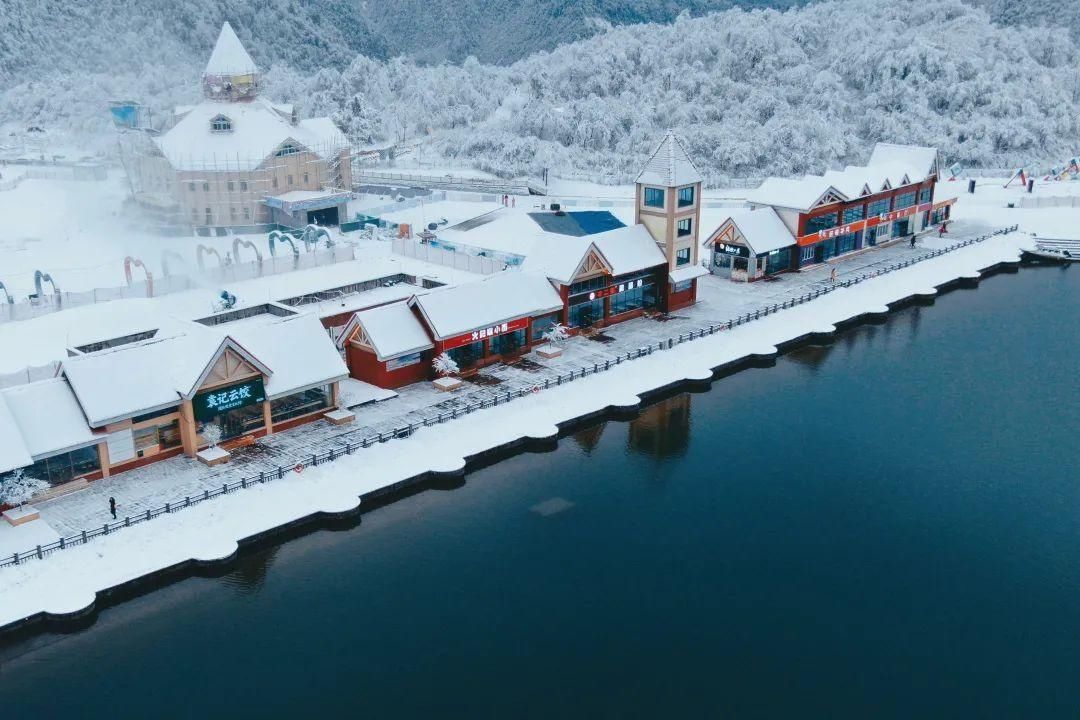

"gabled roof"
[155, 97, 348, 171]
[205, 22, 257, 77]
[175, 335, 272, 399]
[868, 143, 939, 180]
[709, 208, 796, 255]
[411, 273, 563, 340]
[1, 379, 101, 460]
[338, 302, 434, 361]
[522, 224, 666, 285]
[747, 177, 850, 212]
[636, 132, 703, 188]
[0, 393, 33, 475]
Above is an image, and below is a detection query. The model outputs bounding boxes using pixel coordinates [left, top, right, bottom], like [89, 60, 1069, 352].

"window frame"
[643, 187, 665, 209]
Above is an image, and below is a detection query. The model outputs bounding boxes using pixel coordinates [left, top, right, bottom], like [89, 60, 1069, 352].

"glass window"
[676, 247, 691, 266]
[836, 232, 859, 255]
[644, 187, 665, 208]
[205, 208, 212, 224]
[240, 180, 248, 191]
[677, 186, 695, 207]
[227, 181, 235, 191]
[610, 285, 646, 315]
[569, 298, 603, 328]
[202, 182, 210, 192]
[842, 205, 865, 223]
[677, 218, 692, 237]
[895, 192, 916, 210]
[243, 207, 251, 220]
[16, 446, 101, 488]
[270, 385, 331, 423]
[531, 312, 559, 340]
[804, 212, 837, 234]
[275, 143, 301, 157]
[287, 175, 294, 186]
[489, 329, 526, 355]
[210, 116, 232, 132]
[447, 341, 483, 368]
[229, 207, 237, 219]
[272, 176, 278, 189]
[673, 280, 693, 293]
[303, 173, 309, 185]
[765, 248, 790, 274]
[800, 244, 816, 262]
[188, 182, 196, 191]
[867, 198, 891, 217]
[569, 275, 608, 296]
[918, 187, 932, 205]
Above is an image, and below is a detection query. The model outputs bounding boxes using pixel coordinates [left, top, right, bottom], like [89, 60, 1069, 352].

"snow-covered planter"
[432, 352, 463, 391]
[197, 424, 230, 466]
[537, 323, 569, 359]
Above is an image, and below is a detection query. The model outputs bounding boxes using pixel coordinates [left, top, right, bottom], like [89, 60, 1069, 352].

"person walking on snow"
[109, 496, 117, 520]
[910, 234, 917, 249]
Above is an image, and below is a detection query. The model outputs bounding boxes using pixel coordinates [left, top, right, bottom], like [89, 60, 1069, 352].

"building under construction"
[121, 22, 353, 231]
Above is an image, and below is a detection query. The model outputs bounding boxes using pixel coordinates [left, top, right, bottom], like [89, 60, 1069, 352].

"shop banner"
[797, 203, 936, 246]
[442, 317, 530, 351]
[193, 377, 266, 422]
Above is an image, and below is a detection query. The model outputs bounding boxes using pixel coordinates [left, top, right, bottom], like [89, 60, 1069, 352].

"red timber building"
[708, 143, 957, 281]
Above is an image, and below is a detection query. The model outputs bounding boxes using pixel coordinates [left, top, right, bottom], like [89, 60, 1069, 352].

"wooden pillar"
[329, 381, 340, 409]
[179, 399, 198, 457]
[97, 440, 111, 479]
[263, 400, 274, 436]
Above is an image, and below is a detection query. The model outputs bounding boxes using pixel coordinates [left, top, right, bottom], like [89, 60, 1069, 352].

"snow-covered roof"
[1, 379, 100, 459]
[748, 143, 939, 213]
[155, 97, 347, 171]
[0, 394, 33, 475]
[868, 143, 939, 181]
[62, 315, 346, 426]
[411, 273, 563, 340]
[523, 224, 666, 285]
[204, 22, 257, 77]
[637, 132, 703, 188]
[712, 208, 797, 255]
[226, 315, 347, 399]
[591, 225, 668, 276]
[339, 302, 434, 361]
[747, 177, 849, 212]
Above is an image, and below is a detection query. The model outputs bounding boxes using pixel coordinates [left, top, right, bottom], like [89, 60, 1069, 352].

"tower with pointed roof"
[202, 22, 260, 101]
[634, 132, 704, 311]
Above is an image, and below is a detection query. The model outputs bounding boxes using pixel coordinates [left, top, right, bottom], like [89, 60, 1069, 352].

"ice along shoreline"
[0, 227, 1042, 635]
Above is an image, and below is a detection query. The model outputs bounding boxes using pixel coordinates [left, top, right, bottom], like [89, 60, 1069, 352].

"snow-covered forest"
[2, 0, 1079, 182]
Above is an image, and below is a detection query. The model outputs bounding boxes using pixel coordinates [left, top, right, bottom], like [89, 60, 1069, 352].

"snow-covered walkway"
[0, 218, 1031, 629]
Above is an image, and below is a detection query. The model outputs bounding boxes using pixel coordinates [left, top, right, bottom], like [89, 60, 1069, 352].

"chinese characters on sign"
[193, 377, 266, 422]
[443, 317, 531, 350]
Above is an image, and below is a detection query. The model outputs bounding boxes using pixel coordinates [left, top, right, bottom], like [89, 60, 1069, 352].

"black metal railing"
[0, 225, 1019, 569]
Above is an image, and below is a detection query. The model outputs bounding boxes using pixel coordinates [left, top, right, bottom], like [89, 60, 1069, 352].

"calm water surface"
[1, 267, 1077, 718]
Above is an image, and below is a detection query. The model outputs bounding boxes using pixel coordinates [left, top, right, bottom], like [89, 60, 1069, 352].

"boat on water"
[1026, 237, 1080, 262]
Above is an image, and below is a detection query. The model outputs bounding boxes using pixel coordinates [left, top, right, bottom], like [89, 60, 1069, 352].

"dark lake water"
[1, 266, 1077, 718]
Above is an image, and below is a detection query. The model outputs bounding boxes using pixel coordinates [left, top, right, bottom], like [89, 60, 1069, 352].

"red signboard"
[795, 200, 953, 247]
[441, 316, 531, 351]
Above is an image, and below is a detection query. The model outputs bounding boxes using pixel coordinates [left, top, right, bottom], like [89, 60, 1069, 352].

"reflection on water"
[786, 343, 834, 368]
[220, 547, 280, 594]
[627, 394, 692, 459]
[571, 422, 607, 454]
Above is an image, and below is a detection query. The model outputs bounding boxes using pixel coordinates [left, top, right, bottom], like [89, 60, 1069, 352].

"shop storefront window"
[18, 446, 102, 487]
[448, 341, 483, 368]
[610, 285, 645, 315]
[531, 312, 560, 340]
[569, 275, 608, 295]
[672, 280, 694, 293]
[569, 298, 603, 328]
[867, 198, 890, 217]
[271, 385, 332, 424]
[821, 238, 838, 260]
[800, 244, 817, 263]
[765, 248, 791, 274]
[490, 329, 526, 355]
[805, 213, 837, 235]
[836, 232, 859, 255]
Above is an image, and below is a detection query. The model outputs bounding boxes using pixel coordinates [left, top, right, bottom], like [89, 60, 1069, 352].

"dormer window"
[275, 143, 301, 157]
[210, 115, 232, 133]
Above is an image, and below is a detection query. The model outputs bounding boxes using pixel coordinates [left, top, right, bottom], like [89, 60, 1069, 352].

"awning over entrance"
[668, 265, 709, 284]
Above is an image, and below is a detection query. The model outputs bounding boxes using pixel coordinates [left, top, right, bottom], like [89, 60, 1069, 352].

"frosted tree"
[200, 423, 223, 449]
[0, 469, 49, 506]
[432, 352, 460, 378]
[543, 323, 569, 346]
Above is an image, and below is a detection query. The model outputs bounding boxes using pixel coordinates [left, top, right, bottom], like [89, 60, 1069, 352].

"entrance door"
[814, 244, 825, 263]
[866, 227, 878, 246]
[307, 206, 340, 226]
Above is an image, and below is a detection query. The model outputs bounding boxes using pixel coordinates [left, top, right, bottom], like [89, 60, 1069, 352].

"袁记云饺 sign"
[193, 377, 266, 422]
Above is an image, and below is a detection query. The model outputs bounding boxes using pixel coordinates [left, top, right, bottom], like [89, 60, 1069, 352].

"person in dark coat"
[910, 234, 917, 248]
[109, 496, 117, 520]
